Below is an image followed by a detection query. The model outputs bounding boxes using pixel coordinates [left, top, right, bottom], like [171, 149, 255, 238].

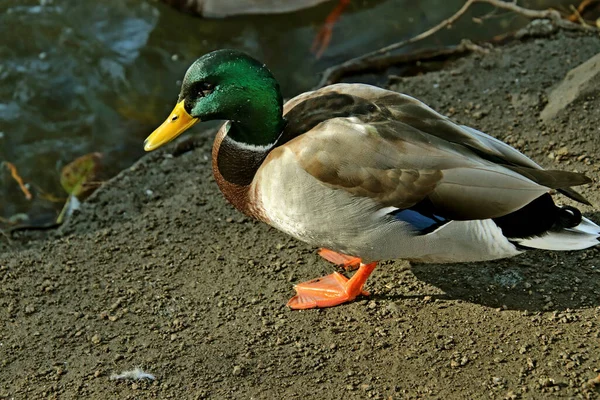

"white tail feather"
[572, 216, 600, 235]
[515, 216, 600, 251]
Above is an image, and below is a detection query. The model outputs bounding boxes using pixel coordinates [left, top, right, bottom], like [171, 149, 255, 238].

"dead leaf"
[60, 152, 103, 199]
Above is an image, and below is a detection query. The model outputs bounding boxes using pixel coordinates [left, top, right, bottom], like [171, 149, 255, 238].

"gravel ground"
[1, 29, 600, 399]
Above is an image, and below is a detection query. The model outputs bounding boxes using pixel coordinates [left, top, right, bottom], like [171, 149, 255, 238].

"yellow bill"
[144, 101, 199, 151]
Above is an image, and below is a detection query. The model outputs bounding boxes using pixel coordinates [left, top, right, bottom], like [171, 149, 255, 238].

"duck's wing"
[395, 101, 591, 205]
[279, 84, 591, 220]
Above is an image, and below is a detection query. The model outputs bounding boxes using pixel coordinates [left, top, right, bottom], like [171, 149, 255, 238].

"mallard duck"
[145, 49, 600, 310]
[160, 0, 333, 18]
[160, 0, 350, 58]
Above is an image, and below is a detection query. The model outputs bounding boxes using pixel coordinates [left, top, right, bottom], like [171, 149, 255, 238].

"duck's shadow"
[374, 241, 600, 312]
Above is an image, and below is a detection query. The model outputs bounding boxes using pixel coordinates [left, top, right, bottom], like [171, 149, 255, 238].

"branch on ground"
[3, 162, 32, 200]
[316, 0, 598, 88]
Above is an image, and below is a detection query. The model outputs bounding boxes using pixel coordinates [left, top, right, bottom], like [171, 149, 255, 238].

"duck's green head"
[144, 49, 285, 151]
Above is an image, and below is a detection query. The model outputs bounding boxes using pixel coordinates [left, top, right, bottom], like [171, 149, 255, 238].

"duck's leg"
[287, 262, 377, 309]
[318, 248, 361, 271]
[311, 0, 351, 59]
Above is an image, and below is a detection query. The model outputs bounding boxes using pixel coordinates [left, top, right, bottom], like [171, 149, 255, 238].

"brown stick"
[3, 162, 32, 200]
[316, 0, 477, 87]
[331, 40, 488, 82]
[481, 0, 584, 26]
[316, 0, 597, 88]
[0, 229, 11, 244]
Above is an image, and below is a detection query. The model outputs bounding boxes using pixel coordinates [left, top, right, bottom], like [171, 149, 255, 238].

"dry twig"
[0, 226, 11, 244]
[567, 0, 600, 23]
[316, 0, 476, 87]
[316, 0, 597, 87]
[3, 162, 32, 200]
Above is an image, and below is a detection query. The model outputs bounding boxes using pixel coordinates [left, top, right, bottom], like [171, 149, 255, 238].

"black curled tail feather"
[555, 206, 582, 229]
[492, 194, 563, 239]
[493, 194, 600, 251]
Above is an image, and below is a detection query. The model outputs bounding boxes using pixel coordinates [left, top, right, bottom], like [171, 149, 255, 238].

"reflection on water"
[0, 0, 578, 227]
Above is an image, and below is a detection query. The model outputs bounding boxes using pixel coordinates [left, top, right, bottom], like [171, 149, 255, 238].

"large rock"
[540, 51, 600, 122]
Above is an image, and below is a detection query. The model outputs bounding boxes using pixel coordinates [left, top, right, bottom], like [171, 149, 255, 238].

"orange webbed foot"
[287, 262, 377, 310]
[318, 248, 362, 271]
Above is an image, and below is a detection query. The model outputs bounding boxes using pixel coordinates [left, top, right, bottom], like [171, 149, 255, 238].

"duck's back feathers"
[278, 84, 590, 221]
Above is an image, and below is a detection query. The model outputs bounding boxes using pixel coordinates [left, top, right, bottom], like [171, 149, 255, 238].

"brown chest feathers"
[211, 125, 268, 220]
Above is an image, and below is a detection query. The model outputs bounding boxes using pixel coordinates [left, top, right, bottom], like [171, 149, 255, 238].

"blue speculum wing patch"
[390, 209, 448, 234]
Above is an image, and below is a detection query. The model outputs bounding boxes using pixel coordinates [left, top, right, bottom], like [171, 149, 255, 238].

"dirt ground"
[2, 29, 600, 399]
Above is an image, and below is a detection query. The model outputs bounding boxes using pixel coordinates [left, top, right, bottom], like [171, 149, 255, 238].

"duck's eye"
[197, 82, 214, 98]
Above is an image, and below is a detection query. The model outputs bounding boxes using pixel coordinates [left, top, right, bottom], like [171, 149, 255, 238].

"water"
[0, 0, 578, 227]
